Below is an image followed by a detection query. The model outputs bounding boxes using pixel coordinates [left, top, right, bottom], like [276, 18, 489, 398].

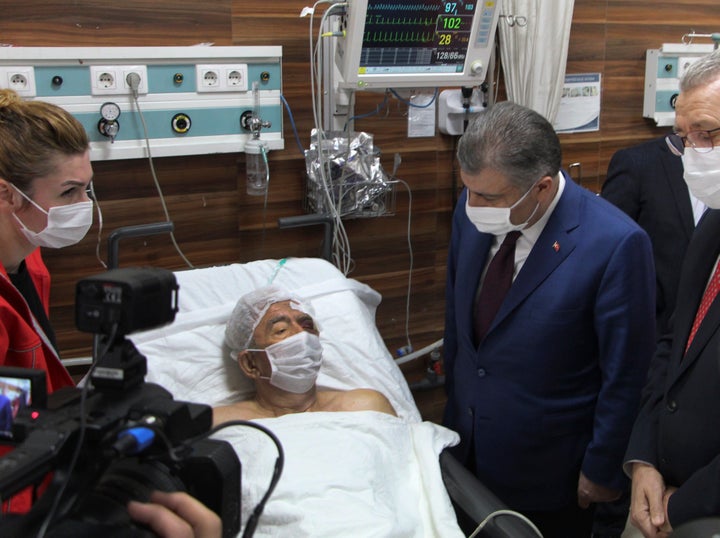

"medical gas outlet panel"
[0, 47, 283, 161]
[643, 43, 714, 127]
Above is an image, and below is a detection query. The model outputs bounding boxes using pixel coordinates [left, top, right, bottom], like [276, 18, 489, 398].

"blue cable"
[389, 88, 439, 108]
[345, 91, 390, 130]
[345, 89, 437, 130]
[280, 94, 306, 155]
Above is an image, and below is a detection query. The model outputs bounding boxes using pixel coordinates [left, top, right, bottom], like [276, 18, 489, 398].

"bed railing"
[440, 451, 541, 538]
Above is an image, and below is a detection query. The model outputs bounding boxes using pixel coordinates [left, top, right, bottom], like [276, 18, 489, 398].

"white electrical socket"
[90, 65, 148, 95]
[196, 64, 248, 92]
[196, 65, 221, 90]
[0, 66, 36, 97]
[226, 67, 247, 88]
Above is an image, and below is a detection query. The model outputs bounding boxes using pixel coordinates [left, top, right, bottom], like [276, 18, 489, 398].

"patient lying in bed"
[132, 258, 464, 537]
[213, 285, 396, 423]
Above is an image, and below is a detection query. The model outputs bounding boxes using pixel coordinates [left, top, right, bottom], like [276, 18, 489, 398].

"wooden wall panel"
[1, 1, 720, 419]
[1, 1, 234, 46]
[564, 0, 720, 195]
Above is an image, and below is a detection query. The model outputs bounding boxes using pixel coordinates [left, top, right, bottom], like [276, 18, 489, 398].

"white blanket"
[214, 411, 463, 538]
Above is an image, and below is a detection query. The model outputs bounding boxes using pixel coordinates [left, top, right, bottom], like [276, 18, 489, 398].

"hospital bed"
[128, 257, 540, 537]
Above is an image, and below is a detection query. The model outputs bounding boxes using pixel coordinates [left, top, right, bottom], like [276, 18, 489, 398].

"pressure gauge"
[98, 102, 121, 142]
[100, 102, 121, 121]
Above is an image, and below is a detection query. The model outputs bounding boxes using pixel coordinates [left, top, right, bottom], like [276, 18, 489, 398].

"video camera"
[0, 267, 241, 538]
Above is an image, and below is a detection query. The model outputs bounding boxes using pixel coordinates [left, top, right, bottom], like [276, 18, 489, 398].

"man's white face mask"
[12, 184, 93, 248]
[465, 181, 540, 236]
[682, 148, 720, 209]
[249, 331, 324, 394]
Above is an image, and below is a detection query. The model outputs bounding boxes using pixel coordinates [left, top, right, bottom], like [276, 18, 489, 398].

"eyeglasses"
[665, 126, 720, 156]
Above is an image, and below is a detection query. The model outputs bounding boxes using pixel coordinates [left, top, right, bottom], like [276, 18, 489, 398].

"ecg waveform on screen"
[367, 3, 440, 11]
[366, 16, 436, 26]
[356, 1, 477, 70]
[363, 14, 437, 45]
[363, 31, 435, 44]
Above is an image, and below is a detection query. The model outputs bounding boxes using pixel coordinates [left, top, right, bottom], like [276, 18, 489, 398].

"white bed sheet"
[129, 257, 463, 537]
[215, 411, 463, 537]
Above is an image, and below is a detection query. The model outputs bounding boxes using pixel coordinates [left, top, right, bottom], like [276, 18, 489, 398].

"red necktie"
[474, 231, 521, 344]
[686, 261, 720, 352]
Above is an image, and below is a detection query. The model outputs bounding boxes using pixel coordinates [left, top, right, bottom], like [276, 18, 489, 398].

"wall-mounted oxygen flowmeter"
[241, 82, 272, 196]
[98, 101, 121, 143]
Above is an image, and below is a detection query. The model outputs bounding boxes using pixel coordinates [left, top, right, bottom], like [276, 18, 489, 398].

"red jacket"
[0, 249, 73, 392]
[0, 249, 74, 513]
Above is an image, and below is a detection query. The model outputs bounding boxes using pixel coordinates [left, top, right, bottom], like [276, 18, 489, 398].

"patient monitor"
[335, 0, 501, 90]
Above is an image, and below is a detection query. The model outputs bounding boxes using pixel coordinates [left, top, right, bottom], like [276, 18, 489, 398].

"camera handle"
[90, 337, 147, 392]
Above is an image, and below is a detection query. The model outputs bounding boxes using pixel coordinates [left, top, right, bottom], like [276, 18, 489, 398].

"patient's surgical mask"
[682, 148, 720, 209]
[465, 181, 539, 235]
[250, 331, 323, 394]
[12, 185, 93, 248]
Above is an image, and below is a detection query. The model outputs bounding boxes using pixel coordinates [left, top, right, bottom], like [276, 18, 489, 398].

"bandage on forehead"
[225, 285, 315, 353]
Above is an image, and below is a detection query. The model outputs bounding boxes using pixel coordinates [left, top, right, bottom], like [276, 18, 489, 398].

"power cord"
[189, 420, 285, 538]
[392, 174, 414, 354]
[126, 72, 194, 269]
[467, 509, 544, 538]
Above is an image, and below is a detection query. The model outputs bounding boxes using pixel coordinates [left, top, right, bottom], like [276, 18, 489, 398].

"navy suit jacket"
[601, 137, 695, 336]
[443, 176, 656, 511]
[625, 209, 720, 527]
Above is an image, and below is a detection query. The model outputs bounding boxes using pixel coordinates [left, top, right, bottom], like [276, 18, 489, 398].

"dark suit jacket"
[625, 209, 720, 527]
[443, 176, 656, 511]
[601, 137, 695, 336]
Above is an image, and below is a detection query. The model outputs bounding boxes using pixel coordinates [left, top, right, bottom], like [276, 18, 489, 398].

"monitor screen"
[336, 0, 500, 89]
[0, 368, 46, 440]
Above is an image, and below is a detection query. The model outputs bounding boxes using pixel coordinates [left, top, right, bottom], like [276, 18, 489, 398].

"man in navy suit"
[602, 136, 702, 338]
[443, 101, 656, 537]
[625, 48, 720, 536]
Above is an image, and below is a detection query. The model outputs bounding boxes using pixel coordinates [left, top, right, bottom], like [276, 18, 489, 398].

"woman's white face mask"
[249, 330, 324, 394]
[465, 181, 540, 235]
[12, 184, 93, 249]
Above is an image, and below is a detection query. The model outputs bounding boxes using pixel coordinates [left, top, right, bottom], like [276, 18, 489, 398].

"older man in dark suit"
[625, 47, 720, 536]
[596, 137, 702, 538]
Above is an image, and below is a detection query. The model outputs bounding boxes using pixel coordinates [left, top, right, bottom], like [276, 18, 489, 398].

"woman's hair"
[0, 89, 89, 193]
[456, 100, 562, 190]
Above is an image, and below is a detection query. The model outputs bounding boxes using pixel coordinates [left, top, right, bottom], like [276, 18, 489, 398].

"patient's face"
[254, 300, 318, 348]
